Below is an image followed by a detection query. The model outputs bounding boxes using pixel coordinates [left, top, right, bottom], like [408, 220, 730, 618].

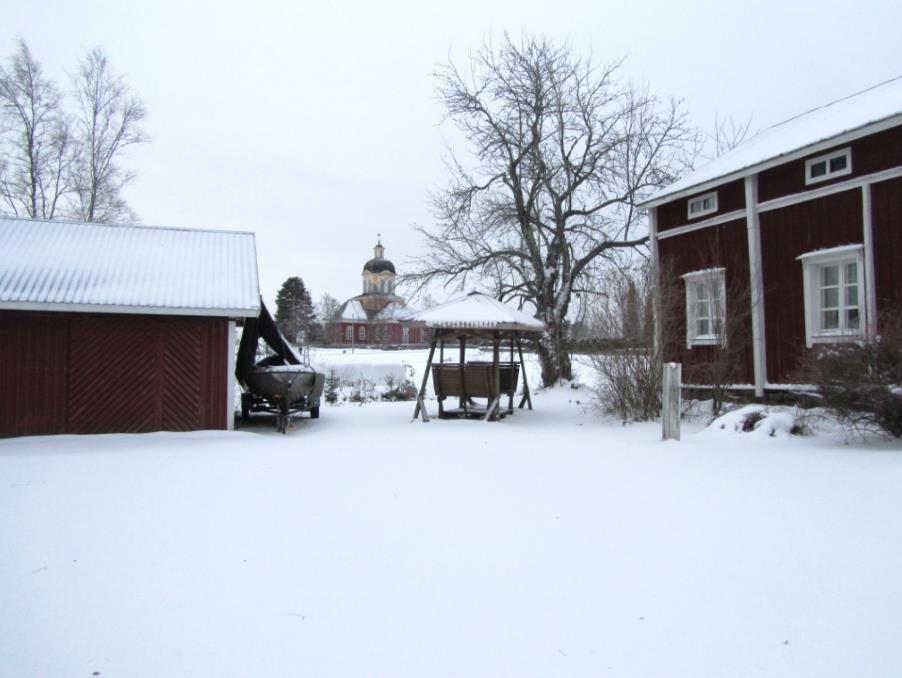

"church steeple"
[374, 235, 384, 260]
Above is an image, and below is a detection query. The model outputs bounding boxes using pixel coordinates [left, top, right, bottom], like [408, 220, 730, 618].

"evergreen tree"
[274, 276, 316, 345]
[622, 280, 641, 344]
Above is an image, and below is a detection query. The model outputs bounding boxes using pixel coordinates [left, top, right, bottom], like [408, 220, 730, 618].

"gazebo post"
[458, 334, 467, 412]
[516, 334, 533, 410]
[508, 334, 515, 413]
[413, 337, 437, 422]
[486, 331, 501, 421]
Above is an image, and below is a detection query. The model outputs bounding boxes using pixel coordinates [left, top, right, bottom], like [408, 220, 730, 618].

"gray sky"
[4, 0, 901, 309]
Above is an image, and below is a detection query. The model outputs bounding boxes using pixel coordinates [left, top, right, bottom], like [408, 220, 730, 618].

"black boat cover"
[235, 299, 301, 385]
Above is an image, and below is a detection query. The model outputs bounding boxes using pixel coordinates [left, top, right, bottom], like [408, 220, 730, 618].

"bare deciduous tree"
[71, 47, 147, 223]
[0, 40, 76, 219]
[408, 35, 695, 386]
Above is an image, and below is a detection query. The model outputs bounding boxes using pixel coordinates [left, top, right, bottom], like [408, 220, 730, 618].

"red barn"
[0, 217, 260, 436]
[642, 77, 902, 396]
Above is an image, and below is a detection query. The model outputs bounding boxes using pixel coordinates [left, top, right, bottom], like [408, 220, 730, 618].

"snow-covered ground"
[2, 351, 902, 677]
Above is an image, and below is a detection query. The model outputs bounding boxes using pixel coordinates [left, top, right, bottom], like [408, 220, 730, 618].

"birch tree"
[71, 46, 147, 223]
[0, 40, 75, 219]
[409, 35, 694, 385]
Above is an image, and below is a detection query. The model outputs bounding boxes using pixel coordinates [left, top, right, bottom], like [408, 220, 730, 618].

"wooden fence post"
[662, 362, 681, 441]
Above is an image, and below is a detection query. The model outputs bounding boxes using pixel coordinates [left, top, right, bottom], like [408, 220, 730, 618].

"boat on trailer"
[236, 301, 325, 433]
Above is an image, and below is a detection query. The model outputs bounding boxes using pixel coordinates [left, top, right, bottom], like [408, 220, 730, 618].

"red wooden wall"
[871, 176, 902, 318]
[657, 219, 755, 385]
[0, 311, 228, 437]
[657, 179, 746, 232]
[758, 127, 902, 202]
[758, 189, 863, 382]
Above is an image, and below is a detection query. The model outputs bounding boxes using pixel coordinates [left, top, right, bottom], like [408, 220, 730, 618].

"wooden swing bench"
[431, 362, 520, 420]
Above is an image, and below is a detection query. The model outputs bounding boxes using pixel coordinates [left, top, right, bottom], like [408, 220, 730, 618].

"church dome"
[363, 258, 396, 274]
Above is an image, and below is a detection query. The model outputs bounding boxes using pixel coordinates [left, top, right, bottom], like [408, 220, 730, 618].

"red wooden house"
[0, 217, 260, 436]
[641, 76, 902, 396]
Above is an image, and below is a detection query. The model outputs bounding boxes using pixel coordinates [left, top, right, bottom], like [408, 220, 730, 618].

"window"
[359, 326, 366, 341]
[798, 245, 865, 347]
[805, 148, 851, 185]
[687, 191, 718, 219]
[681, 268, 726, 347]
[345, 325, 353, 341]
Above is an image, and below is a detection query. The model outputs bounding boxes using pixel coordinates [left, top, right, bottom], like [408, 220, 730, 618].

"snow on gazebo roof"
[412, 292, 544, 332]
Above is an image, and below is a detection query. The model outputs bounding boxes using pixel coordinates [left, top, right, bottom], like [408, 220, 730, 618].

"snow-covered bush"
[704, 405, 806, 437]
[799, 311, 902, 437]
[380, 373, 418, 402]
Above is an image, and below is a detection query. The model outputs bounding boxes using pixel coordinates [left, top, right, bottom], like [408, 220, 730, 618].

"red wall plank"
[871, 177, 902, 320]
[0, 312, 69, 437]
[759, 189, 863, 383]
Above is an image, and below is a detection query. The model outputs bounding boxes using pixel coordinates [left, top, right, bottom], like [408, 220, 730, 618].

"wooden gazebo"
[410, 293, 544, 422]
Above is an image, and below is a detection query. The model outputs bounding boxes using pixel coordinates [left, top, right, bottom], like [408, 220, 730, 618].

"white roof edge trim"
[0, 301, 261, 317]
[795, 243, 864, 261]
[640, 113, 902, 209]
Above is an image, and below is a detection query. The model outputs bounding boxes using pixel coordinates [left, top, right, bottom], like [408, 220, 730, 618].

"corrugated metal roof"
[641, 75, 902, 207]
[0, 217, 260, 317]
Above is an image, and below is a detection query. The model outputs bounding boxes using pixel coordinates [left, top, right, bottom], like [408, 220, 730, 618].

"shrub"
[381, 374, 418, 402]
[799, 309, 902, 437]
[591, 349, 661, 422]
[324, 369, 342, 404]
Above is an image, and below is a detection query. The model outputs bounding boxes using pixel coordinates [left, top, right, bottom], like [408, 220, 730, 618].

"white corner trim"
[744, 175, 767, 398]
[226, 320, 236, 431]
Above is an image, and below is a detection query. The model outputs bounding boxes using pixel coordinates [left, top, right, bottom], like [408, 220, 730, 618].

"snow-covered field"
[2, 350, 902, 677]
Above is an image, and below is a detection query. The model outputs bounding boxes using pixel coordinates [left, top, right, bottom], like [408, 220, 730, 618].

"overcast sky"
[4, 0, 901, 309]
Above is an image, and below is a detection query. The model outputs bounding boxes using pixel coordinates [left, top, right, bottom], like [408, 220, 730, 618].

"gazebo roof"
[412, 292, 544, 332]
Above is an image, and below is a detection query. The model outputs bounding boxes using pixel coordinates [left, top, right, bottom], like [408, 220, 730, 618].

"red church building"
[326, 240, 426, 346]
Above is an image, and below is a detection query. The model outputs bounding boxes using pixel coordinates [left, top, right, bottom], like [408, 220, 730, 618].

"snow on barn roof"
[412, 292, 544, 332]
[641, 75, 902, 207]
[0, 217, 260, 317]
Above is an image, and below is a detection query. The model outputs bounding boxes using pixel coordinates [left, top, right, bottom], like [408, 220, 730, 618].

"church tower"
[361, 238, 396, 310]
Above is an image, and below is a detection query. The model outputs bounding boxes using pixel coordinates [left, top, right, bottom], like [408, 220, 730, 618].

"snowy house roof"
[374, 300, 415, 321]
[641, 75, 902, 208]
[412, 292, 544, 332]
[0, 217, 260, 317]
[337, 299, 369, 321]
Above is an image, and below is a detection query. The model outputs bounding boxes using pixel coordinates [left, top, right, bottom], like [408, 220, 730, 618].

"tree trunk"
[537, 321, 573, 387]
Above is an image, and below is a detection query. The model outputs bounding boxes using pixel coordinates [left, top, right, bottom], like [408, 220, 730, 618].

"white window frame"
[359, 325, 366, 341]
[687, 191, 718, 220]
[805, 147, 852, 185]
[345, 325, 353, 341]
[681, 268, 726, 348]
[797, 244, 866, 347]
